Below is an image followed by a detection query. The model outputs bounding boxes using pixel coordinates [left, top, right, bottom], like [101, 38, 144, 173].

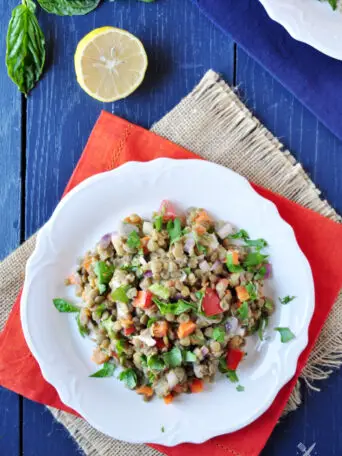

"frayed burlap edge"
[0, 70, 341, 456]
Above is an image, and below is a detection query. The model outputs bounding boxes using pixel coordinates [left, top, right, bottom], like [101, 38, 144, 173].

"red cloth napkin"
[0, 111, 341, 456]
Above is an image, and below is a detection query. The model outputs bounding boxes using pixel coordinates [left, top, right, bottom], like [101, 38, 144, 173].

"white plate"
[21, 159, 314, 446]
[259, 0, 342, 60]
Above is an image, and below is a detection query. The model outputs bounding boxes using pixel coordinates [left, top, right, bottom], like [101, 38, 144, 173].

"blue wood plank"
[235, 48, 342, 456]
[23, 1, 234, 454]
[0, 1, 23, 456]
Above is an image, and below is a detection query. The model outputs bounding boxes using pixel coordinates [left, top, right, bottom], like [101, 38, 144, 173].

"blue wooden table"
[1, 0, 341, 455]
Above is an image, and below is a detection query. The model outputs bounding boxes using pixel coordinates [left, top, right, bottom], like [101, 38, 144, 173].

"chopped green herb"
[244, 238, 268, 250]
[167, 218, 182, 244]
[184, 267, 191, 275]
[76, 313, 89, 337]
[140, 354, 147, 367]
[95, 303, 107, 317]
[153, 297, 197, 315]
[111, 285, 130, 303]
[94, 261, 114, 293]
[243, 252, 268, 268]
[254, 265, 267, 280]
[148, 372, 156, 384]
[119, 368, 138, 389]
[161, 426, 165, 433]
[147, 355, 165, 371]
[126, 230, 141, 249]
[226, 369, 239, 383]
[236, 385, 245, 392]
[149, 283, 170, 300]
[147, 317, 158, 328]
[264, 299, 274, 312]
[279, 295, 296, 305]
[101, 317, 115, 339]
[163, 346, 182, 368]
[275, 327, 295, 343]
[120, 264, 138, 273]
[196, 242, 208, 254]
[53, 298, 79, 313]
[153, 215, 163, 232]
[212, 327, 225, 343]
[237, 301, 249, 321]
[229, 229, 249, 241]
[226, 252, 244, 273]
[115, 339, 126, 355]
[257, 317, 268, 341]
[218, 358, 239, 382]
[245, 282, 257, 301]
[90, 362, 116, 378]
[183, 350, 197, 362]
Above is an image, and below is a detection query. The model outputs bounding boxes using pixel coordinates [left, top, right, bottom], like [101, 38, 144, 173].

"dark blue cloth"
[192, 0, 342, 141]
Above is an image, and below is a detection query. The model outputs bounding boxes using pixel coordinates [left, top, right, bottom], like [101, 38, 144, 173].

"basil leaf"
[212, 327, 225, 343]
[126, 230, 141, 249]
[115, 339, 126, 355]
[244, 238, 268, 250]
[254, 266, 267, 280]
[111, 285, 130, 303]
[90, 362, 116, 378]
[275, 327, 295, 343]
[6, 2, 45, 95]
[94, 261, 114, 285]
[167, 218, 182, 244]
[140, 354, 147, 367]
[163, 347, 182, 368]
[95, 303, 107, 318]
[226, 253, 244, 273]
[53, 298, 79, 313]
[279, 295, 296, 305]
[37, 0, 101, 15]
[153, 297, 197, 315]
[147, 355, 165, 371]
[236, 301, 249, 321]
[328, 0, 337, 10]
[226, 369, 239, 383]
[119, 368, 137, 389]
[147, 317, 158, 328]
[183, 267, 191, 275]
[229, 229, 249, 241]
[196, 242, 208, 254]
[153, 215, 163, 232]
[76, 313, 89, 337]
[245, 282, 257, 301]
[243, 252, 268, 267]
[257, 317, 268, 341]
[183, 350, 197, 362]
[236, 385, 245, 392]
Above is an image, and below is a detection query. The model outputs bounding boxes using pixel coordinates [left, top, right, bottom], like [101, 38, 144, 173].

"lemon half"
[74, 27, 148, 103]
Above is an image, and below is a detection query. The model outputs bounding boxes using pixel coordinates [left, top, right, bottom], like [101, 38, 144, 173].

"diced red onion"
[166, 370, 179, 389]
[225, 317, 238, 334]
[179, 271, 187, 282]
[199, 260, 210, 273]
[175, 293, 183, 300]
[99, 233, 111, 249]
[211, 260, 221, 271]
[119, 222, 139, 236]
[217, 223, 234, 239]
[208, 233, 219, 249]
[184, 233, 195, 253]
[144, 270, 153, 278]
[264, 263, 272, 279]
[201, 346, 209, 357]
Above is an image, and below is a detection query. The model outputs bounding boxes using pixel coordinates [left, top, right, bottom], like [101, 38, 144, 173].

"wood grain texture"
[0, 1, 22, 455]
[235, 47, 342, 456]
[23, 1, 233, 455]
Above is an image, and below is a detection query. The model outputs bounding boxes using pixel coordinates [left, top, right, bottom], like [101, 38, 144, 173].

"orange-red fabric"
[0, 111, 341, 456]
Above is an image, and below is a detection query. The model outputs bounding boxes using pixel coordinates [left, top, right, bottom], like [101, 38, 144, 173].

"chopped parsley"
[196, 242, 208, 254]
[119, 368, 138, 389]
[167, 218, 182, 244]
[126, 230, 141, 249]
[243, 252, 268, 267]
[236, 301, 249, 321]
[153, 215, 163, 232]
[90, 362, 116, 378]
[153, 297, 197, 315]
[279, 295, 296, 305]
[161, 426, 165, 433]
[245, 282, 257, 301]
[183, 350, 197, 362]
[53, 298, 79, 313]
[212, 327, 225, 343]
[244, 238, 268, 250]
[163, 346, 182, 368]
[226, 252, 244, 273]
[275, 327, 295, 343]
[236, 385, 245, 392]
[94, 261, 114, 294]
[257, 316, 268, 341]
[229, 229, 249, 241]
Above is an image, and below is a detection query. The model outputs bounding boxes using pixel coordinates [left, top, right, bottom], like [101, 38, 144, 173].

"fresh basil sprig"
[90, 362, 116, 378]
[6, 0, 45, 95]
[37, 0, 101, 16]
[53, 298, 79, 313]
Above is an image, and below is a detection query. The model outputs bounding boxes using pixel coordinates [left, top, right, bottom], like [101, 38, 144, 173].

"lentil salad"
[54, 200, 275, 403]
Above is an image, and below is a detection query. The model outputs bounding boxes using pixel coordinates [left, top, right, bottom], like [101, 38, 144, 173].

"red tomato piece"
[133, 291, 153, 309]
[155, 338, 166, 350]
[226, 348, 244, 371]
[124, 326, 135, 336]
[202, 288, 223, 316]
[159, 200, 177, 221]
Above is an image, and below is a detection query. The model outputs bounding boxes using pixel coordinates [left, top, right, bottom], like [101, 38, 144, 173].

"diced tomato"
[202, 288, 223, 316]
[124, 326, 135, 336]
[136, 386, 154, 397]
[133, 290, 153, 309]
[164, 393, 174, 404]
[190, 378, 204, 393]
[226, 348, 244, 371]
[159, 200, 177, 221]
[155, 338, 167, 350]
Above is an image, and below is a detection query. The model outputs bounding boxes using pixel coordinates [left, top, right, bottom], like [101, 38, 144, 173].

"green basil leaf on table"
[90, 362, 116, 378]
[163, 346, 182, 368]
[37, 0, 101, 16]
[275, 327, 295, 343]
[53, 298, 79, 313]
[6, 0, 45, 95]
[119, 368, 138, 388]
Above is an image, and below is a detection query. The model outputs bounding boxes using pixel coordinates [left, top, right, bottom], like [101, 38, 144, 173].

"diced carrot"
[190, 379, 204, 393]
[194, 224, 207, 236]
[231, 251, 239, 265]
[164, 394, 174, 405]
[124, 326, 135, 336]
[177, 321, 196, 339]
[136, 386, 154, 397]
[141, 236, 150, 253]
[194, 210, 212, 224]
[235, 286, 250, 302]
[82, 256, 92, 272]
[151, 321, 169, 338]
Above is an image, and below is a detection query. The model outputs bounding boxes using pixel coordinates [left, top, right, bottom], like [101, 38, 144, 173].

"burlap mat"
[0, 70, 341, 456]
